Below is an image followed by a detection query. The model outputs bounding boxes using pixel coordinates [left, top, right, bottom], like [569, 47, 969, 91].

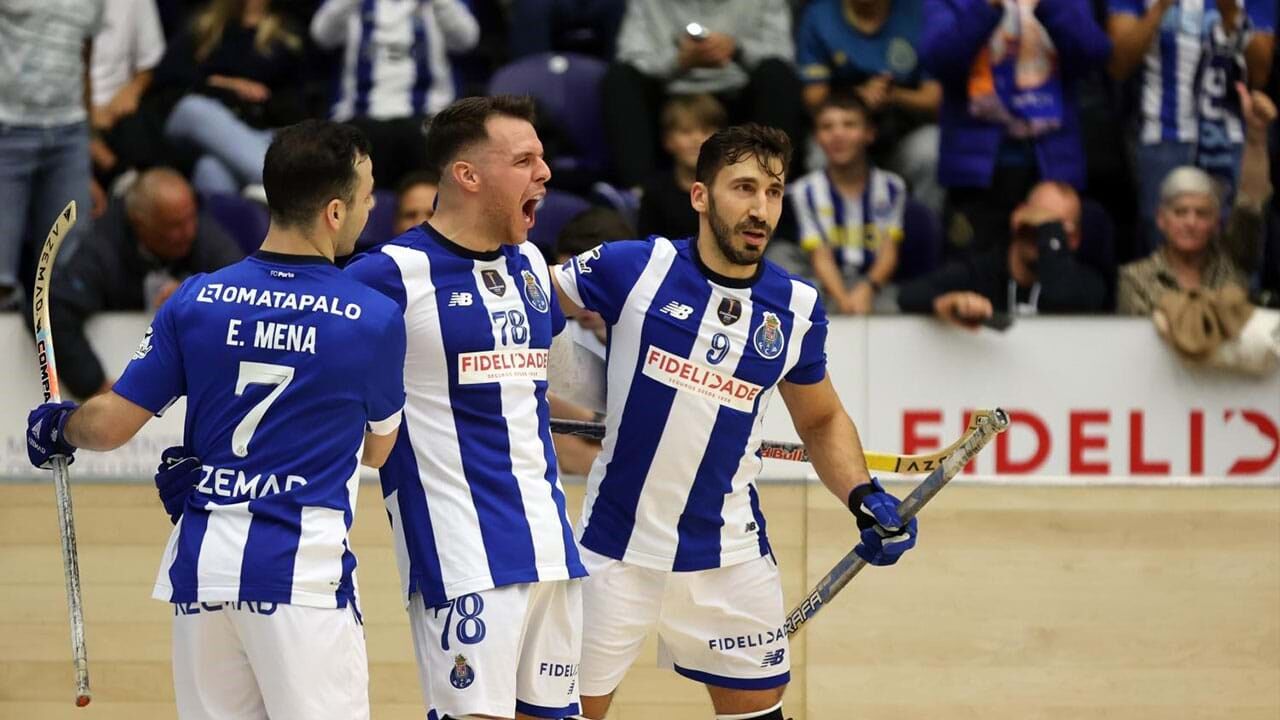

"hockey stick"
[783, 408, 1009, 636]
[549, 410, 1001, 474]
[31, 200, 91, 707]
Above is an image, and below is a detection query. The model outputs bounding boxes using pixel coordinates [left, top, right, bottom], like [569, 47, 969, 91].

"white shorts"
[579, 548, 790, 697]
[171, 600, 369, 720]
[407, 579, 583, 719]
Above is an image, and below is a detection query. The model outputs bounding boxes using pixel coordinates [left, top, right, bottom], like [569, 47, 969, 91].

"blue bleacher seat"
[528, 190, 594, 260]
[488, 52, 610, 180]
[203, 192, 269, 256]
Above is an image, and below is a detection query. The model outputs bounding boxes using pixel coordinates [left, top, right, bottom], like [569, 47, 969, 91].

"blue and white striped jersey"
[788, 167, 906, 273]
[1108, 0, 1275, 144]
[310, 0, 480, 122]
[114, 251, 407, 609]
[552, 237, 829, 572]
[345, 225, 586, 605]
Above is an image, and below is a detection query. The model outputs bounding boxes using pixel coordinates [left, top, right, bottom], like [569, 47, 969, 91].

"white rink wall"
[3, 314, 1277, 484]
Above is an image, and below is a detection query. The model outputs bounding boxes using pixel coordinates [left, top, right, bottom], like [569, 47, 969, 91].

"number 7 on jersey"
[232, 361, 295, 457]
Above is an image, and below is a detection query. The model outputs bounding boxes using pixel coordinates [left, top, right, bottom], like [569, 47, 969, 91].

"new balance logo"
[761, 649, 786, 668]
[659, 301, 694, 320]
[448, 292, 473, 307]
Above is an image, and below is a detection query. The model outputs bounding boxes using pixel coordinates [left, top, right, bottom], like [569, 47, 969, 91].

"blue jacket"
[920, 0, 1111, 189]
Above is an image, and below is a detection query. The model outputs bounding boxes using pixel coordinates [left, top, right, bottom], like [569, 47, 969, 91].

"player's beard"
[707, 193, 771, 266]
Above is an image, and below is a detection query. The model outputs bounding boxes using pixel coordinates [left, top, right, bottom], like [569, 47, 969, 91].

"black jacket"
[50, 200, 243, 398]
[898, 221, 1108, 315]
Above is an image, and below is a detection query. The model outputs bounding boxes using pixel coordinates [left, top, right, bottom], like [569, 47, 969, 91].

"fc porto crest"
[449, 654, 475, 689]
[481, 269, 507, 296]
[753, 312, 786, 359]
[522, 270, 549, 313]
[717, 298, 742, 326]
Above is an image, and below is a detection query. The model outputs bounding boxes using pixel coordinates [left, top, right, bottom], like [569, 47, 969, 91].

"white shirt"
[91, 0, 165, 108]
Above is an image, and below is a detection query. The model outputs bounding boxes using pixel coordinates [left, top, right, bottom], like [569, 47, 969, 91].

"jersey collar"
[689, 237, 765, 289]
[251, 250, 333, 266]
[422, 222, 504, 261]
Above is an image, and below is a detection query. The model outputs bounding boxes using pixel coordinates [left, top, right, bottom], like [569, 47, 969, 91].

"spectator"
[603, 0, 806, 188]
[1118, 84, 1275, 314]
[507, 0, 627, 60]
[898, 180, 1109, 324]
[921, 0, 1111, 257]
[548, 206, 632, 477]
[0, 0, 103, 310]
[1107, 0, 1275, 253]
[89, 0, 168, 200]
[796, 0, 944, 213]
[152, 0, 307, 197]
[49, 168, 243, 398]
[311, 0, 480, 190]
[789, 92, 906, 314]
[393, 170, 439, 235]
[637, 94, 727, 239]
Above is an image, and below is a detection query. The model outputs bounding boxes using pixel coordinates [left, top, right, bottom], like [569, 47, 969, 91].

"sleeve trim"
[368, 409, 403, 436]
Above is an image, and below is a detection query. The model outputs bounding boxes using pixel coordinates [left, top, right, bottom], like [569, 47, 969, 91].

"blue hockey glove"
[155, 446, 201, 524]
[849, 478, 918, 566]
[26, 401, 79, 469]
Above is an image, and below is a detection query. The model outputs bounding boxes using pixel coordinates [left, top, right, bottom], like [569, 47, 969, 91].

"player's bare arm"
[779, 374, 918, 567]
[777, 374, 870, 504]
[361, 427, 400, 469]
[61, 391, 154, 451]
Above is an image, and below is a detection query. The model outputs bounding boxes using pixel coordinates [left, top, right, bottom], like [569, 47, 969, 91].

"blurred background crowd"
[4, 0, 1280, 399]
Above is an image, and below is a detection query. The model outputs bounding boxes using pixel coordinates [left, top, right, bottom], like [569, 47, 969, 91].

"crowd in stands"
[4, 0, 1280, 395]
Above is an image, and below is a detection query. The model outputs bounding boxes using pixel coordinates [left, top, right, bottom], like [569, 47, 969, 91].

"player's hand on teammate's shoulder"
[26, 401, 79, 469]
[848, 478, 918, 566]
[155, 446, 202, 524]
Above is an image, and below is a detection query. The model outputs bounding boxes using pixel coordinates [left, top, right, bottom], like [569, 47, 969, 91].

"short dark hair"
[555, 207, 634, 258]
[396, 169, 440, 200]
[423, 95, 538, 178]
[813, 89, 874, 126]
[694, 123, 792, 187]
[263, 120, 371, 229]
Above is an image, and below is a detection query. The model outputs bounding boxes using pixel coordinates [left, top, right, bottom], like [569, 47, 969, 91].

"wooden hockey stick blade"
[32, 200, 91, 707]
[783, 408, 1010, 637]
[549, 410, 1001, 474]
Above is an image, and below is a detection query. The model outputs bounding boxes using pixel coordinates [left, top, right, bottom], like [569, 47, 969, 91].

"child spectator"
[637, 94, 727, 239]
[311, 0, 479, 189]
[796, 0, 944, 213]
[789, 92, 906, 314]
[153, 0, 307, 197]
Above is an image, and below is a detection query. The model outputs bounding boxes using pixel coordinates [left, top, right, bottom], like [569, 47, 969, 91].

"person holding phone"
[896, 180, 1109, 327]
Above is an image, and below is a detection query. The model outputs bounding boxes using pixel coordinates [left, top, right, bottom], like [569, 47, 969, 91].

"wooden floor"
[1, 481, 1277, 719]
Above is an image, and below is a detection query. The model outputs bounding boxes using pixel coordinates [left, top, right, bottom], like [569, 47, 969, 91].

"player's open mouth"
[522, 196, 543, 229]
[741, 229, 767, 246]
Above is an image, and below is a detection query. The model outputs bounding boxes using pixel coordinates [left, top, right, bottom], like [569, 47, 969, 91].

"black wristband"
[846, 482, 877, 530]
